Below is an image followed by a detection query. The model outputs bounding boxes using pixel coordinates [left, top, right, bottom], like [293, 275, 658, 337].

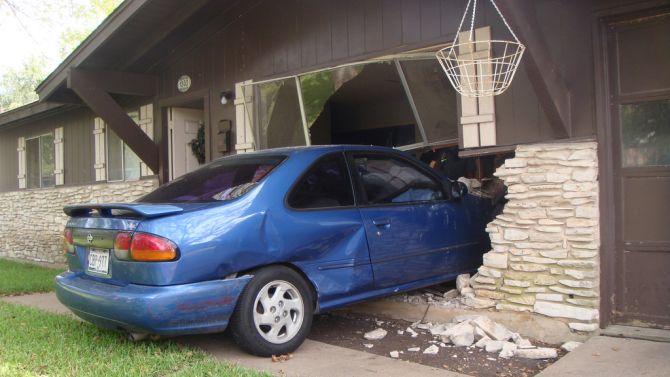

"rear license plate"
[88, 249, 110, 275]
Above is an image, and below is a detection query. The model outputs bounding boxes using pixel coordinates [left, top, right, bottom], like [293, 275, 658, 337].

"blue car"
[56, 145, 491, 356]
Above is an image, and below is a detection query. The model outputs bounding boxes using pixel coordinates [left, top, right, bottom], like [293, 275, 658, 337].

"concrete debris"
[423, 344, 440, 354]
[560, 341, 583, 352]
[363, 343, 374, 348]
[363, 328, 387, 340]
[475, 336, 492, 348]
[460, 287, 476, 298]
[474, 326, 488, 341]
[405, 327, 418, 338]
[471, 316, 514, 341]
[499, 342, 517, 359]
[415, 322, 432, 330]
[441, 321, 475, 347]
[407, 347, 420, 352]
[444, 289, 460, 299]
[429, 324, 450, 336]
[485, 340, 505, 353]
[397, 330, 404, 335]
[389, 351, 399, 358]
[515, 338, 534, 349]
[456, 273, 471, 293]
[514, 347, 558, 359]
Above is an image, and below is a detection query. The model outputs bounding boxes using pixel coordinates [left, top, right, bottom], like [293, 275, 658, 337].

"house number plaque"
[177, 75, 192, 93]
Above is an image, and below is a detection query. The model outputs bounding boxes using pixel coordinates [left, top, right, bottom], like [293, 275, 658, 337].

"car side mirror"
[448, 181, 468, 200]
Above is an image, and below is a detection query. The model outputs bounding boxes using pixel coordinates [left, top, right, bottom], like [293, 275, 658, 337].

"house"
[0, 0, 668, 333]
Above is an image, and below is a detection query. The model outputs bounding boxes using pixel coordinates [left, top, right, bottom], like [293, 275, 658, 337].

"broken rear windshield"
[138, 155, 286, 203]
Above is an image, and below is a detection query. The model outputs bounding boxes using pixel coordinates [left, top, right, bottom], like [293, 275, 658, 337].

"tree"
[0, 55, 45, 113]
[0, 0, 122, 112]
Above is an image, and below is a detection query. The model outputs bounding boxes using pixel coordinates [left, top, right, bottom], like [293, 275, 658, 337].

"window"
[287, 153, 354, 209]
[107, 111, 141, 181]
[26, 134, 55, 189]
[621, 99, 670, 167]
[240, 56, 460, 152]
[138, 155, 285, 203]
[244, 78, 306, 150]
[352, 154, 443, 204]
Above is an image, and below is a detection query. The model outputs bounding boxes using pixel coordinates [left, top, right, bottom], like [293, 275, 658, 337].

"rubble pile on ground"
[392, 273, 496, 310]
[363, 314, 582, 361]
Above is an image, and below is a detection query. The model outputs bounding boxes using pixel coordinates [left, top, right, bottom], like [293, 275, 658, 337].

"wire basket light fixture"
[436, 0, 525, 98]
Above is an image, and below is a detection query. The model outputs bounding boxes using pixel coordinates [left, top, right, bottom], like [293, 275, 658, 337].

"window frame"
[105, 110, 142, 182]
[241, 52, 460, 152]
[25, 132, 55, 189]
[284, 151, 359, 212]
[346, 150, 449, 208]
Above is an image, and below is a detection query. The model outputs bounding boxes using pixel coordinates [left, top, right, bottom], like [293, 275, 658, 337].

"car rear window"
[138, 155, 286, 203]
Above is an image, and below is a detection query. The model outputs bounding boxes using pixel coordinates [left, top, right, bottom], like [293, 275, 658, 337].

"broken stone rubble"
[363, 314, 560, 361]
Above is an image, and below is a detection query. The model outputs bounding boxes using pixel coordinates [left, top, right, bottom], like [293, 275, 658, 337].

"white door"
[169, 107, 204, 180]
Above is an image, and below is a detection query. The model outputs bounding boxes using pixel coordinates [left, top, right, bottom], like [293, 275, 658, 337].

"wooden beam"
[497, 0, 572, 138]
[68, 69, 159, 172]
[68, 69, 157, 97]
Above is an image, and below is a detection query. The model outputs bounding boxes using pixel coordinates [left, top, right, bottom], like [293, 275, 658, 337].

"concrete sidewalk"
[4, 292, 670, 377]
[1, 293, 465, 377]
[536, 335, 670, 377]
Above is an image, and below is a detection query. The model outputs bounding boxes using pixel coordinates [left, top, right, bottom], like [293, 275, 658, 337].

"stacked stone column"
[472, 141, 600, 332]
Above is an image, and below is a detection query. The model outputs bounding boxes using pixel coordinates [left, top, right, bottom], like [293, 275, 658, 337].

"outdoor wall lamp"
[220, 90, 234, 105]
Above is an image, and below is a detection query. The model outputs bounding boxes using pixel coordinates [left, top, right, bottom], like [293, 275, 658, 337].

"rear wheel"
[230, 266, 313, 356]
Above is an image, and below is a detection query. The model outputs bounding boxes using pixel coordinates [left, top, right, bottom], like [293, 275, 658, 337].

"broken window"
[245, 78, 306, 150]
[242, 55, 459, 152]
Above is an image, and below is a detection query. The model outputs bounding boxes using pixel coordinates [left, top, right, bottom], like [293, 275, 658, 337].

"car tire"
[230, 266, 314, 357]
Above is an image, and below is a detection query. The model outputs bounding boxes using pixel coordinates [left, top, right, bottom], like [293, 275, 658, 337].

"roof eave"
[35, 0, 151, 101]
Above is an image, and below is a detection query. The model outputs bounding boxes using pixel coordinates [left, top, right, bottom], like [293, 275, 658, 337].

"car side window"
[287, 153, 355, 209]
[352, 154, 443, 204]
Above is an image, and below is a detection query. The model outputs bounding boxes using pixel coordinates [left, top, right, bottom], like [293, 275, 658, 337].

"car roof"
[234, 144, 403, 157]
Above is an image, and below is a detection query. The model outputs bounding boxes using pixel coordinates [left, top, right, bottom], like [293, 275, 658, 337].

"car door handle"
[372, 218, 391, 226]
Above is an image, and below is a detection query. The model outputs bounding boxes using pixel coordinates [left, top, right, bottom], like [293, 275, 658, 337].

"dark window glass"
[352, 154, 443, 204]
[40, 134, 55, 187]
[138, 155, 285, 203]
[288, 153, 354, 209]
[26, 138, 40, 189]
[621, 99, 670, 167]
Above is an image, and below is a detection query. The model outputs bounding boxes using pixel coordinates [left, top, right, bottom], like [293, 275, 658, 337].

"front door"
[169, 107, 204, 180]
[350, 152, 476, 288]
[607, 10, 670, 327]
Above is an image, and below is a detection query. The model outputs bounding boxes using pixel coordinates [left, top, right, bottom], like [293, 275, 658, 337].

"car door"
[349, 152, 478, 288]
[281, 151, 374, 307]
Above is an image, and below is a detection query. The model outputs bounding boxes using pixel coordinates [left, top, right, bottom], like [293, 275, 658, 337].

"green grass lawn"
[0, 259, 64, 296]
[0, 302, 269, 377]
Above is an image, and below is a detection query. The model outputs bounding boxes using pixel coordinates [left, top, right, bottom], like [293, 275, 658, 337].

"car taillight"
[63, 228, 74, 254]
[129, 233, 178, 262]
[114, 232, 132, 260]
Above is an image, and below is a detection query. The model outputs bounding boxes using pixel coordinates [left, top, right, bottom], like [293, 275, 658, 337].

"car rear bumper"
[55, 271, 251, 335]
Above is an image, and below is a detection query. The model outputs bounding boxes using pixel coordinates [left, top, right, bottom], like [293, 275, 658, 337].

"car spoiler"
[63, 203, 184, 218]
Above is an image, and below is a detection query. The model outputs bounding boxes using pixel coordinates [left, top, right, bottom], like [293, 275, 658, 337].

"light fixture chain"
[469, 0, 478, 42]
[489, 0, 521, 43]
[451, 0, 473, 46]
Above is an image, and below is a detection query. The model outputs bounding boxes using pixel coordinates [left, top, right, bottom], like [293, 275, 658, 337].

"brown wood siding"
[152, 0, 626, 153]
[0, 108, 94, 192]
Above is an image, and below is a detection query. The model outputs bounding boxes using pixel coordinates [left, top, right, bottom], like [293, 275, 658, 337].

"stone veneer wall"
[0, 179, 159, 265]
[472, 141, 601, 332]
